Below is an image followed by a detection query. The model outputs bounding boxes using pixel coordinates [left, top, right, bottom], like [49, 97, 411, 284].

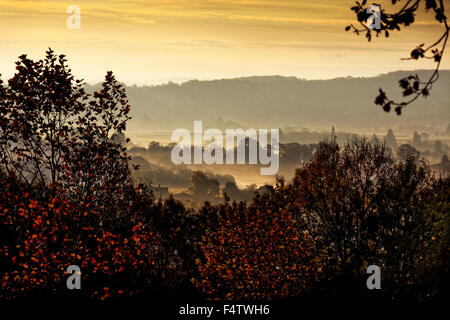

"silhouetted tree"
[222, 181, 255, 202]
[190, 171, 220, 197]
[347, 0, 449, 114]
[280, 143, 313, 164]
[0, 49, 132, 204]
[288, 139, 395, 294]
[0, 50, 162, 301]
[287, 139, 442, 299]
[397, 143, 421, 161]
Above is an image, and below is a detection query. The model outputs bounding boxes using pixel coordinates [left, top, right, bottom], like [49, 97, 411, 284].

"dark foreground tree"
[0, 50, 162, 300]
[0, 49, 132, 203]
[286, 139, 447, 299]
[0, 50, 448, 302]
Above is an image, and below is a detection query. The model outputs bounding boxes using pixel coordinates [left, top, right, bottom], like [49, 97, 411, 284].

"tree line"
[0, 51, 448, 302]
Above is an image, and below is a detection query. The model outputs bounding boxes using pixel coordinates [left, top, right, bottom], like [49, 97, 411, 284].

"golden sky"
[0, 0, 448, 85]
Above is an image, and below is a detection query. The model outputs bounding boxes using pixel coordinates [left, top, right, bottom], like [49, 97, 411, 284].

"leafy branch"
[345, 0, 449, 115]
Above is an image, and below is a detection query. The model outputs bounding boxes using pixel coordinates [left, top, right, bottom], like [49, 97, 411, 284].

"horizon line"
[82, 69, 450, 88]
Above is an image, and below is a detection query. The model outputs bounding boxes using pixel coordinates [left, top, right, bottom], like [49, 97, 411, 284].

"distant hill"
[86, 70, 450, 132]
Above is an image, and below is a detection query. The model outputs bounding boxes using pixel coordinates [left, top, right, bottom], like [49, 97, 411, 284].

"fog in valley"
[104, 70, 450, 207]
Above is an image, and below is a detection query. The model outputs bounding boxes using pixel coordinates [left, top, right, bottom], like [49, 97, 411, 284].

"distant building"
[413, 131, 422, 147]
[371, 134, 380, 145]
[150, 185, 169, 199]
[330, 125, 337, 143]
[384, 129, 397, 149]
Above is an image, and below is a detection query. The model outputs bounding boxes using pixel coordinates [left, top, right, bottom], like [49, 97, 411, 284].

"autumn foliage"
[195, 200, 324, 300]
[0, 50, 161, 300]
[0, 177, 161, 300]
[0, 50, 448, 302]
